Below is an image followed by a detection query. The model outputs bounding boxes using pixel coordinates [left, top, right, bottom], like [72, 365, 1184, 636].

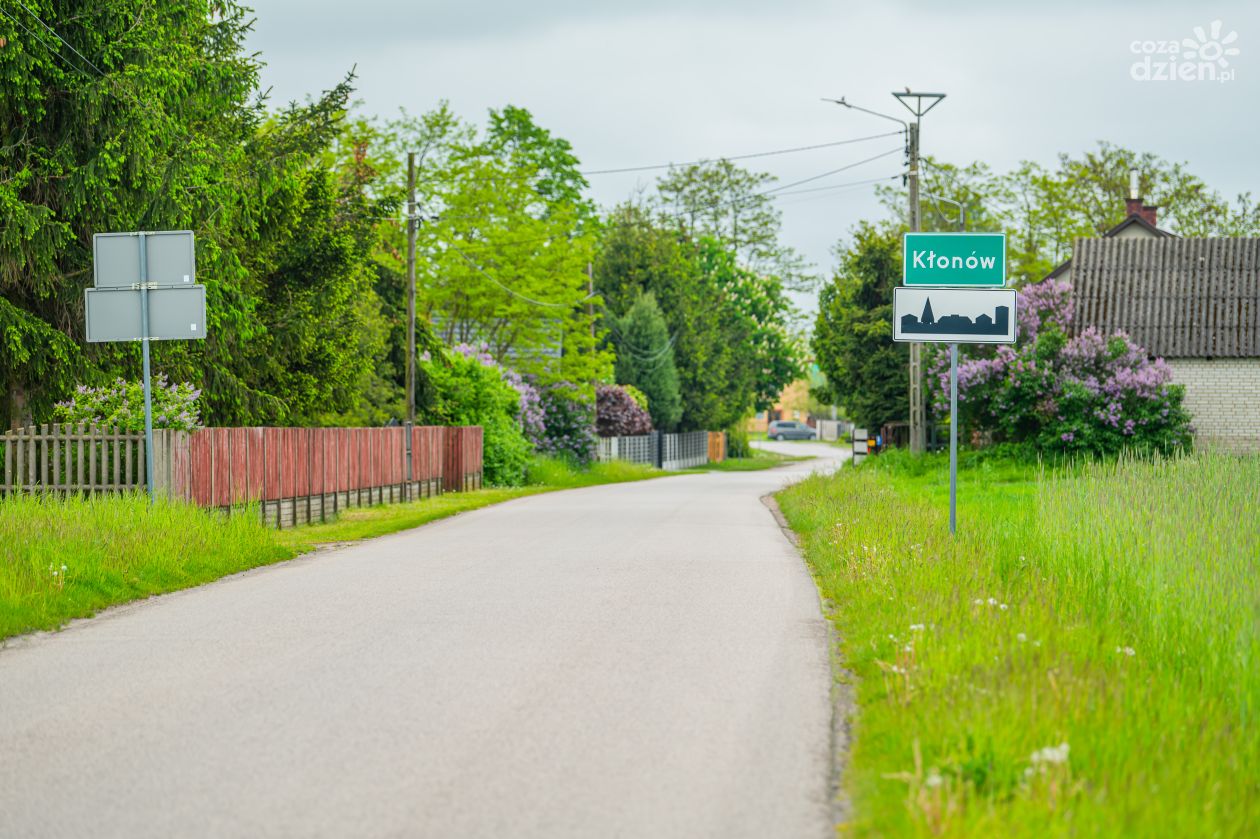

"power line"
[13, 0, 106, 76]
[772, 173, 903, 199]
[0, 6, 95, 80]
[420, 173, 903, 252]
[447, 244, 585, 309]
[614, 335, 677, 368]
[759, 148, 903, 196]
[605, 320, 677, 360]
[580, 130, 904, 175]
[454, 129, 904, 186]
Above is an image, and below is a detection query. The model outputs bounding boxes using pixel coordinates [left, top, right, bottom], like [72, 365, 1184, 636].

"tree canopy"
[878, 142, 1260, 284]
[812, 223, 907, 431]
[0, 1, 385, 427]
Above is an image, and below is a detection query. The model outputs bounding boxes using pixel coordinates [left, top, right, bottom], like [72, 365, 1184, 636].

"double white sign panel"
[84, 231, 206, 343]
[893, 287, 1017, 344]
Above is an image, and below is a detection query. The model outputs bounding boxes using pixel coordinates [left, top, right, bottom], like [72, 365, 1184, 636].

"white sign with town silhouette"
[892, 286, 1017, 344]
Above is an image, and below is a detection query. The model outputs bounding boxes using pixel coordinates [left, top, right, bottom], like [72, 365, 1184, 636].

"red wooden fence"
[149, 425, 482, 526]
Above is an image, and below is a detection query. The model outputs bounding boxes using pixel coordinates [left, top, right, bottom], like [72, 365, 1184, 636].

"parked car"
[767, 420, 817, 441]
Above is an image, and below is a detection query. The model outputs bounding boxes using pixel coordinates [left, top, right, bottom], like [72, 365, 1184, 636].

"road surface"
[0, 441, 845, 838]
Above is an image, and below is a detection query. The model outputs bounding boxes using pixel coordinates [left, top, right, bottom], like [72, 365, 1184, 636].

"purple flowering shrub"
[53, 375, 202, 431]
[450, 343, 545, 445]
[595, 384, 653, 437]
[444, 345, 601, 465]
[425, 346, 532, 486]
[930, 278, 1193, 455]
[535, 382, 598, 464]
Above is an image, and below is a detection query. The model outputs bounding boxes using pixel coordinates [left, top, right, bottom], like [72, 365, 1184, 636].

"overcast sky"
[247, 0, 1258, 311]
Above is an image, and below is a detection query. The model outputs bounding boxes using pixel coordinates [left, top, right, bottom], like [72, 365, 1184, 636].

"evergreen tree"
[812, 223, 907, 431]
[612, 293, 682, 431]
[0, 2, 388, 427]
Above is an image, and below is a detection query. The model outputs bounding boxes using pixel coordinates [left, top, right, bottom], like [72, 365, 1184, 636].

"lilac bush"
[929, 279, 1192, 455]
[535, 381, 598, 464]
[450, 343, 545, 446]
[446, 344, 597, 463]
[53, 375, 201, 431]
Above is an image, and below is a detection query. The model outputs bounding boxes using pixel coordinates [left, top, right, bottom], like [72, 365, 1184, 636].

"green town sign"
[902, 232, 1006, 287]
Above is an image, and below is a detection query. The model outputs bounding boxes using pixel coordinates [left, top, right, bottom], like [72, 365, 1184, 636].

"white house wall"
[1167, 358, 1260, 453]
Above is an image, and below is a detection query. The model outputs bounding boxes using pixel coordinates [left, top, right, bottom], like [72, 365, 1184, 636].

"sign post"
[139, 234, 154, 505]
[949, 343, 958, 534]
[894, 233, 1014, 535]
[86, 231, 205, 505]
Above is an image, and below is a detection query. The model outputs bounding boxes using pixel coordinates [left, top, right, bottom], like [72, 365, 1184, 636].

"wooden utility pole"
[906, 121, 924, 454]
[406, 152, 417, 425]
[828, 91, 943, 454]
[892, 90, 945, 454]
[587, 262, 595, 340]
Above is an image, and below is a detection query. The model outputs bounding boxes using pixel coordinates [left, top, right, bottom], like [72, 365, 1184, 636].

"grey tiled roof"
[1072, 237, 1260, 358]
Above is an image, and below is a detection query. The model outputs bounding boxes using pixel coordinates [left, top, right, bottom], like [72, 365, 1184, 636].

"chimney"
[1125, 168, 1159, 227]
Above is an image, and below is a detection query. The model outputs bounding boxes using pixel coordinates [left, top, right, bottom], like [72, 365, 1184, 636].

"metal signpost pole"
[137, 232, 155, 506]
[949, 343, 958, 535]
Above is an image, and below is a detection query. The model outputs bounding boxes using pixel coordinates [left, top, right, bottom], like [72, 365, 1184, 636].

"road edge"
[761, 492, 855, 834]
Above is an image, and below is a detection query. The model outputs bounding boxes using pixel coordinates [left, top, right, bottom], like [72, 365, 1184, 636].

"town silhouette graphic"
[900, 297, 1010, 336]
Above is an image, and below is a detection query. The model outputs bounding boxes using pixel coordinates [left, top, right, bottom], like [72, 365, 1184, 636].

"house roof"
[1072, 237, 1260, 358]
[1042, 213, 1174, 281]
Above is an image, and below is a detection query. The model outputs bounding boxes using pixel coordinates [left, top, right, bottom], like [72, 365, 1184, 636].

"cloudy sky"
[247, 0, 1257, 310]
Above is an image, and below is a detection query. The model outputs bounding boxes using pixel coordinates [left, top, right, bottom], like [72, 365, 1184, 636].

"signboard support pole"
[949, 342, 958, 535]
[138, 232, 155, 506]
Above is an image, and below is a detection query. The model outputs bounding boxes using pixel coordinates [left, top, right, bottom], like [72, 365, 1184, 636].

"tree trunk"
[8, 381, 29, 431]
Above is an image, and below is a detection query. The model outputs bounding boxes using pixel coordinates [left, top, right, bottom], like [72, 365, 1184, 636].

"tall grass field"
[777, 452, 1259, 837]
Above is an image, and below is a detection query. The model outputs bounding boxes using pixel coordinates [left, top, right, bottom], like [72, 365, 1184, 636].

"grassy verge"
[0, 456, 668, 641]
[691, 447, 810, 472]
[275, 457, 666, 551]
[1, 494, 291, 639]
[776, 451, 1259, 837]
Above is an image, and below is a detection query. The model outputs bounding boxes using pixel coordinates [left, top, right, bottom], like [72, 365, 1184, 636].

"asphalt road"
[0, 441, 845, 839]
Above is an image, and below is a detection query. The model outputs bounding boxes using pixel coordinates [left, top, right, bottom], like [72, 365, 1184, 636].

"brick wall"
[1166, 358, 1260, 453]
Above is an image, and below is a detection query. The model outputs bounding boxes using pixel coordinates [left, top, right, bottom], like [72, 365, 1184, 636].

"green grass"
[0, 494, 292, 639]
[273, 487, 544, 551]
[0, 456, 670, 641]
[776, 451, 1259, 837]
[690, 447, 810, 472]
[275, 456, 667, 551]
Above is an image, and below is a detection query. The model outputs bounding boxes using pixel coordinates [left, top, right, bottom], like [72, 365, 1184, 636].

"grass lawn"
[776, 450, 1259, 837]
[275, 458, 664, 551]
[690, 447, 810, 472]
[1, 494, 291, 640]
[0, 457, 665, 642]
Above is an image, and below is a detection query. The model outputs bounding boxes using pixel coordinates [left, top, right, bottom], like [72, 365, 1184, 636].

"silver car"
[767, 420, 817, 441]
